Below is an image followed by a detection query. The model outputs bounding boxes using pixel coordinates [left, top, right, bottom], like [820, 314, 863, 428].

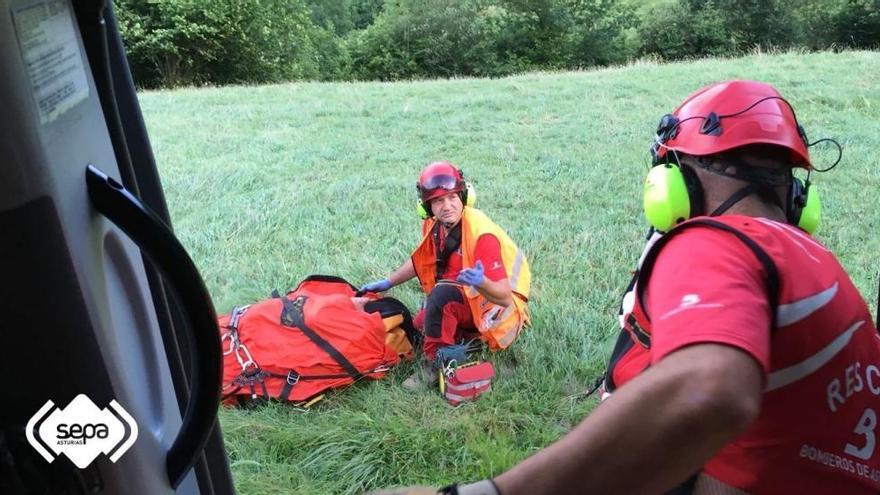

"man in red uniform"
[371, 81, 880, 495]
[362, 162, 531, 388]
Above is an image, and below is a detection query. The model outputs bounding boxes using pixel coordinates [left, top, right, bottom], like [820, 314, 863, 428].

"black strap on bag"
[433, 222, 462, 280]
[279, 295, 364, 381]
[278, 370, 299, 402]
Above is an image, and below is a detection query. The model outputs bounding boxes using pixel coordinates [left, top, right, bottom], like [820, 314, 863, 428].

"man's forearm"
[388, 258, 416, 286]
[476, 278, 513, 306]
[494, 344, 762, 495]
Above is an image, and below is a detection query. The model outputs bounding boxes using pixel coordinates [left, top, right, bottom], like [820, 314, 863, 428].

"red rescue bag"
[218, 275, 417, 405]
[439, 361, 495, 406]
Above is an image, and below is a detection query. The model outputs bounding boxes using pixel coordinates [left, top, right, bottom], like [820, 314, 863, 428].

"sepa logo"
[26, 394, 138, 468]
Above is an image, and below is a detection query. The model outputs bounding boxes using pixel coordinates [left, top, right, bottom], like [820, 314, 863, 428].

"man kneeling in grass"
[361, 161, 531, 389]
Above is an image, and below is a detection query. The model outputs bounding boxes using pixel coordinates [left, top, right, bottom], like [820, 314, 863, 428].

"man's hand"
[456, 260, 485, 287]
[361, 278, 393, 293]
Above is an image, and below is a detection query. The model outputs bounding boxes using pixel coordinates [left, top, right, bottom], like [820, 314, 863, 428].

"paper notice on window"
[13, 0, 89, 125]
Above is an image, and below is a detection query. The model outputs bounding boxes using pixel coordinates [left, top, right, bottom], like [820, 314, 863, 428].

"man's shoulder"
[644, 217, 766, 279]
[474, 232, 501, 249]
[668, 215, 799, 252]
[463, 207, 503, 234]
[463, 206, 492, 222]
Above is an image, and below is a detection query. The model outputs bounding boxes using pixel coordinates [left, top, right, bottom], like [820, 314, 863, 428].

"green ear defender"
[417, 201, 429, 219]
[465, 182, 476, 207]
[417, 182, 476, 219]
[788, 177, 820, 234]
[643, 163, 704, 232]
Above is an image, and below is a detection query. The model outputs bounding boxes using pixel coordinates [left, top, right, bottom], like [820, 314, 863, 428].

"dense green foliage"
[115, 0, 347, 87]
[138, 51, 880, 494]
[117, 0, 880, 87]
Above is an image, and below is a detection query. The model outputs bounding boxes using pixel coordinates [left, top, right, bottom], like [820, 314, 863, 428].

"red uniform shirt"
[437, 229, 506, 282]
[641, 216, 880, 494]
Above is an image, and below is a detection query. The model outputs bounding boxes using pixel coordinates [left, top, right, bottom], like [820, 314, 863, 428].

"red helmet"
[654, 80, 811, 168]
[417, 162, 466, 204]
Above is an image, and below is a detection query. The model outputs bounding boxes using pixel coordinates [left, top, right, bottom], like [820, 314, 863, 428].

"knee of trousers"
[425, 284, 464, 311]
[424, 284, 465, 337]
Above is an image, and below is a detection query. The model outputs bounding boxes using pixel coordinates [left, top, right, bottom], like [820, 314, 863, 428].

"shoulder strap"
[635, 219, 780, 345]
[603, 326, 638, 393]
[279, 295, 364, 380]
[433, 222, 462, 280]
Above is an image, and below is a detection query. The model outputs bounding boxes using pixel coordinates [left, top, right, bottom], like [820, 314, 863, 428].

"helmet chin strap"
[709, 182, 786, 217]
[709, 184, 758, 217]
[695, 157, 790, 218]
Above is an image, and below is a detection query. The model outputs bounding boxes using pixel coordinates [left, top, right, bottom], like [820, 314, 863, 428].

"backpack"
[599, 228, 662, 398]
[218, 275, 418, 406]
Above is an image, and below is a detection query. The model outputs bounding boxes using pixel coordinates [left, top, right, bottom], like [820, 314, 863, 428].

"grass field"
[138, 50, 880, 494]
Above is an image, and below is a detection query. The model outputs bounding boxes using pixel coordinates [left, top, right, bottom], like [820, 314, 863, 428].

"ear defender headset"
[416, 163, 476, 220]
[644, 115, 705, 232]
[644, 81, 838, 234]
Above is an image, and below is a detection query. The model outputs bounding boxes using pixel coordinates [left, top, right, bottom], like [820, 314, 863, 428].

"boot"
[402, 359, 438, 391]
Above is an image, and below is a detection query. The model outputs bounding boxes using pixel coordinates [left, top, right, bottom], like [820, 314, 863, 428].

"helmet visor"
[421, 174, 460, 192]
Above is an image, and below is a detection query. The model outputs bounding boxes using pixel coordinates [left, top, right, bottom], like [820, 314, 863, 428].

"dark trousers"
[413, 283, 476, 360]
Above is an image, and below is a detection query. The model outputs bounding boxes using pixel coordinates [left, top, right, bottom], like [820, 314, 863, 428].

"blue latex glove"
[456, 260, 485, 287]
[361, 278, 392, 293]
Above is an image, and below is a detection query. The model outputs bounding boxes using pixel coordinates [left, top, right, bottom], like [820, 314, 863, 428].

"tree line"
[115, 0, 880, 88]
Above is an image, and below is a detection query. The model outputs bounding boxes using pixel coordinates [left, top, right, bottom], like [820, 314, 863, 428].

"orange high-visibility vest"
[411, 207, 531, 349]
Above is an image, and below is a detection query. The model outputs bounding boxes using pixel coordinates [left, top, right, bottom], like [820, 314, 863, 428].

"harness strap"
[433, 222, 462, 280]
[227, 368, 378, 402]
[626, 313, 651, 348]
[279, 371, 298, 402]
[280, 295, 364, 380]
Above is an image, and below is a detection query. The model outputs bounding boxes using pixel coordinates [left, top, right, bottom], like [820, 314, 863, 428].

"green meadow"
[138, 51, 880, 494]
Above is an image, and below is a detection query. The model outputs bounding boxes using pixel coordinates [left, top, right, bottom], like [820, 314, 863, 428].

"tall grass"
[139, 50, 880, 494]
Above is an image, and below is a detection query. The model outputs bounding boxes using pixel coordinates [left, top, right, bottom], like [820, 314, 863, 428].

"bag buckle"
[286, 370, 300, 386]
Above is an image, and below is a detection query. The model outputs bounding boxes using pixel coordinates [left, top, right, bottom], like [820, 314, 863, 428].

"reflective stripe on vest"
[509, 248, 525, 290]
